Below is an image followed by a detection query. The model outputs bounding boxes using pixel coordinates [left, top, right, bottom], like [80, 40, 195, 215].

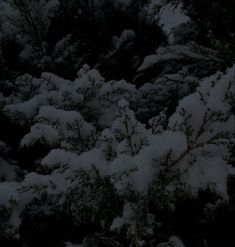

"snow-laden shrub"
[136, 72, 198, 120]
[0, 65, 234, 245]
[4, 65, 138, 127]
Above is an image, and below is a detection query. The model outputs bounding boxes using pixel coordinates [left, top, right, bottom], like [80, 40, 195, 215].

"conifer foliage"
[0, 0, 234, 246]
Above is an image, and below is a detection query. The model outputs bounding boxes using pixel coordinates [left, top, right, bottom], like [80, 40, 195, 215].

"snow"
[157, 236, 185, 247]
[23, 172, 66, 195]
[39, 106, 81, 124]
[5, 96, 39, 120]
[138, 43, 222, 72]
[38, 106, 94, 136]
[182, 157, 235, 200]
[169, 93, 206, 135]
[97, 80, 138, 127]
[0, 0, 234, 244]
[21, 123, 59, 147]
[115, 29, 136, 50]
[19, 45, 35, 62]
[41, 148, 80, 170]
[3, 65, 235, 205]
[0, 182, 19, 207]
[110, 202, 133, 231]
[158, 3, 190, 34]
[138, 53, 183, 71]
[0, 157, 17, 181]
[41, 148, 107, 175]
[65, 242, 83, 247]
[109, 131, 188, 193]
[76, 64, 104, 88]
[4, 90, 62, 122]
[39, 72, 72, 93]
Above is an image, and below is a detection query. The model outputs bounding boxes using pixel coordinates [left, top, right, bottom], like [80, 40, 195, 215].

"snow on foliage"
[157, 236, 185, 247]
[0, 59, 234, 244]
[138, 43, 223, 72]
[158, 2, 189, 35]
[0, 0, 234, 246]
[65, 242, 83, 247]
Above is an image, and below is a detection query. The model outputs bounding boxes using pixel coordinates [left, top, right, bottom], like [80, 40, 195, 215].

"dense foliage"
[0, 0, 234, 247]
